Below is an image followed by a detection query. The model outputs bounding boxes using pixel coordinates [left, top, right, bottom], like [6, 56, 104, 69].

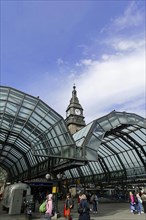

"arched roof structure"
[65, 111, 146, 185]
[0, 86, 76, 182]
[0, 86, 146, 186]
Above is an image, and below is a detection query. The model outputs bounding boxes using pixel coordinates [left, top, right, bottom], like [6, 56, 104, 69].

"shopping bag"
[39, 201, 46, 213]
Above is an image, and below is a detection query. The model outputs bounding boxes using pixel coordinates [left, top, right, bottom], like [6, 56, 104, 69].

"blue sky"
[1, 0, 145, 123]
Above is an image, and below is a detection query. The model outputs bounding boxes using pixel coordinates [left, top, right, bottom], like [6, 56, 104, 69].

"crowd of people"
[129, 189, 146, 215]
[38, 188, 146, 220]
[40, 191, 92, 220]
[63, 191, 101, 220]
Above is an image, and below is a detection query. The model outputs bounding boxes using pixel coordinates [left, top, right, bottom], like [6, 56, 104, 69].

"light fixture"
[57, 173, 62, 180]
[45, 173, 51, 180]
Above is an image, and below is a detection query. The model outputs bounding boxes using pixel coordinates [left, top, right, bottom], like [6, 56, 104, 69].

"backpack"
[39, 201, 46, 213]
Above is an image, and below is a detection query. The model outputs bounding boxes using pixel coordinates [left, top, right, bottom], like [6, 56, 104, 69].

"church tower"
[65, 85, 86, 134]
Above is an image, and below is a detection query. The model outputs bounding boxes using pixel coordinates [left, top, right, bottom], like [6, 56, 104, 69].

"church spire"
[69, 84, 80, 106]
[72, 84, 77, 96]
[65, 85, 86, 134]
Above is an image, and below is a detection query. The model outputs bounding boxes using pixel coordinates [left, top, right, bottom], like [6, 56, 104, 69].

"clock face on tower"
[75, 109, 81, 115]
[67, 110, 70, 117]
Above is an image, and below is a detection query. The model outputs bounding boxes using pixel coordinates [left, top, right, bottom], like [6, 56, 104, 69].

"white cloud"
[56, 58, 64, 65]
[27, 2, 145, 124]
[101, 54, 110, 60]
[76, 59, 94, 67]
[29, 36, 145, 124]
[72, 44, 145, 123]
[113, 1, 144, 30]
[112, 39, 145, 52]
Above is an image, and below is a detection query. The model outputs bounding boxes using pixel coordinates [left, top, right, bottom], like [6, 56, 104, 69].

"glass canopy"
[65, 111, 146, 184]
[0, 86, 76, 181]
[0, 86, 146, 186]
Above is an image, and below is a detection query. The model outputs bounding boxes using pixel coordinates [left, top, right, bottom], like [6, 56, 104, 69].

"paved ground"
[0, 199, 146, 220]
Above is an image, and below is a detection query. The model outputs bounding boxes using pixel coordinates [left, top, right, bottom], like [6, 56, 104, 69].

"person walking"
[129, 191, 136, 213]
[64, 193, 73, 220]
[90, 192, 98, 213]
[45, 194, 53, 220]
[78, 194, 90, 220]
[136, 192, 144, 215]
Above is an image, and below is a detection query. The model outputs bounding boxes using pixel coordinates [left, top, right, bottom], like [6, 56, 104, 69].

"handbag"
[39, 201, 46, 213]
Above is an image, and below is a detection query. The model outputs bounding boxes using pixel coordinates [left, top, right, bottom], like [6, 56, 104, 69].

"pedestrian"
[136, 192, 144, 215]
[64, 193, 73, 220]
[45, 194, 53, 220]
[129, 191, 136, 213]
[78, 194, 90, 220]
[90, 192, 98, 213]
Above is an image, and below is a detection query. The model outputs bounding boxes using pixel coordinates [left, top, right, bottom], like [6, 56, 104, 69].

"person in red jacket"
[64, 193, 73, 220]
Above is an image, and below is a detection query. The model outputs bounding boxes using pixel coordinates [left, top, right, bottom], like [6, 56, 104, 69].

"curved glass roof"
[0, 86, 75, 181]
[0, 86, 145, 186]
[66, 111, 146, 183]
